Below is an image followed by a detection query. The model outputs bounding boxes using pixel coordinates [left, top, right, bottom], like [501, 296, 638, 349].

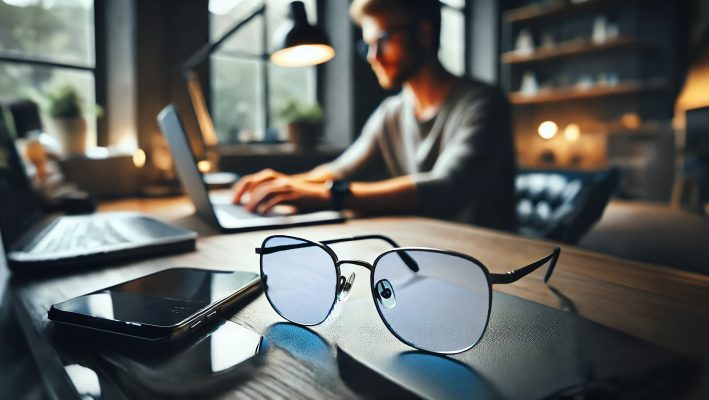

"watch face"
[332, 180, 350, 194]
[330, 180, 350, 211]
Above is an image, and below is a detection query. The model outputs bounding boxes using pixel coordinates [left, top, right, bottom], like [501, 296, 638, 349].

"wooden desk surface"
[11, 197, 709, 399]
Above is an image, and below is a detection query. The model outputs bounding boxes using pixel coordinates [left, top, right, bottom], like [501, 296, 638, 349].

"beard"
[372, 41, 426, 89]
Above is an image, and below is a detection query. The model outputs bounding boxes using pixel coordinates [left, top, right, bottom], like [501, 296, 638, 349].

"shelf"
[501, 37, 642, 64]
[509, 79, 669, 105]
[504, 0, 614, 24]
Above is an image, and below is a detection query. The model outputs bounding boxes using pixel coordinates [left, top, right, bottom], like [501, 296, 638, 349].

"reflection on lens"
[373, 250, 490, 353]
[261, 236, 337, 325]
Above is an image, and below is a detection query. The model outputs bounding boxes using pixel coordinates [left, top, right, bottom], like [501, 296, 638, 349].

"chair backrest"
[515, 168, 619, 244]
[2, 99, 43, 138]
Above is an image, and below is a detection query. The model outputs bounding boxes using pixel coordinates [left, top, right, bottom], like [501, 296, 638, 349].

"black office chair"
[515, 168, 619, 244]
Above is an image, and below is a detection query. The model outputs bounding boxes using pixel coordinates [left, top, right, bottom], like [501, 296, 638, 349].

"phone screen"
[51, 268, 260, 328]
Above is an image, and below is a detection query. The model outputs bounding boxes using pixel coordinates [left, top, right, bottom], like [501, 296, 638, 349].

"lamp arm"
[182, 4, 266, 72]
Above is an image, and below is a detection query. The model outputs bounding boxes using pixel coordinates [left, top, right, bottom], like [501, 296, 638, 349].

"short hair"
[349, 0, 442, 51]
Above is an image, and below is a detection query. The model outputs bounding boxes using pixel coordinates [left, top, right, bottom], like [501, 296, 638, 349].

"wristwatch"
[328, 180, 351, 211]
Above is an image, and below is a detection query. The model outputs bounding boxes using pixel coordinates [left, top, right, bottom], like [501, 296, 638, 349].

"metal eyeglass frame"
[256, 234, 561, 354]
[356, 25, 415, 61]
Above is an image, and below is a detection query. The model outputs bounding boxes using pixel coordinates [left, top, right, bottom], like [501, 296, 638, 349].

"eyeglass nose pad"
[337, 272, 356, 302]
[375, 279, 396, 309]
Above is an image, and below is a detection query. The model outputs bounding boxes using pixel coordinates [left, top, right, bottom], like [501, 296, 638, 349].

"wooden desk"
[9, 197, 709, 399]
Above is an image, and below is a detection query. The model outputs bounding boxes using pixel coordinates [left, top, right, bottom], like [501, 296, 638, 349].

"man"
[233, 0, 517, 231]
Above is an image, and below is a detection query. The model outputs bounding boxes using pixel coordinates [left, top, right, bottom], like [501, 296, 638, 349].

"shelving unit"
[509, 78, 669, 105]
[500, 0, 680, 200]
[503, 0, 614, 24]
[501, 37, 642, 65]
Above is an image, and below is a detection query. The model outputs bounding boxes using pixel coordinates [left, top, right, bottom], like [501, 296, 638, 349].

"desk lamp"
[182, 1, 334, 176]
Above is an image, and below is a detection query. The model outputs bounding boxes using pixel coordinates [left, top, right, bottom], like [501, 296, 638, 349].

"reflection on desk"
[7, 198, 709, 399]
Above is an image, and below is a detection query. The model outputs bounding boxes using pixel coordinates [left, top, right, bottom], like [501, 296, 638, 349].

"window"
[0, 0, 97, 147]
[209, 0, 318, 144]
[440, 0, 468, 77]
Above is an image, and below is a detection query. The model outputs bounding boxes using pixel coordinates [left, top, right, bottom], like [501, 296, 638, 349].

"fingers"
[232, 169, 281, 204]
[240, 176, 328, 214]
[257, 193, 296, 215]
[245, 178, 292, 213]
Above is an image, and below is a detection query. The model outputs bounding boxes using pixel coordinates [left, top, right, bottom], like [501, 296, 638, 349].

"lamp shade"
[270, 1, 335, 67]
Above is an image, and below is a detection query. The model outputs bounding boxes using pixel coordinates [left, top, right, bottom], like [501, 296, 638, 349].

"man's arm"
[238, 87, 511, 217]
[233, 99, 389, 206]
[344, 176, 417, 213]
[240, 168, 418, 215]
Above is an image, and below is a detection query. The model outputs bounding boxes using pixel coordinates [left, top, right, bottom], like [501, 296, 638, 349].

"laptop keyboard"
[28, 218, 132, 255]
[214, 204, 263, 219]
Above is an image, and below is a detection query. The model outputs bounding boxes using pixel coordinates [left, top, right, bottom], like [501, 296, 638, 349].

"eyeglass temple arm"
[255, 234, 419, 272]
[489, 247, 560, 285]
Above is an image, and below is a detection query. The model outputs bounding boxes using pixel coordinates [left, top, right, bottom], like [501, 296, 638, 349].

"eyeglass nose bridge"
[359, 36, 386, 62]
[335, 259, 374, 271]
[335, 260, 371, 302]
[367, 39, 381, 61]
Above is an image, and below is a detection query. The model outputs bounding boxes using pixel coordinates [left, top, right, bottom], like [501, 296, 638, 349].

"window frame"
[440, 0, 472, 77]
[208, 0, 320, 144]
[0, 0, 106, 146]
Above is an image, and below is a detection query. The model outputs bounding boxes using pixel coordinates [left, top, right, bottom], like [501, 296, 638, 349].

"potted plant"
[45, 85, 100, 156]
[279, 100, 324, 149]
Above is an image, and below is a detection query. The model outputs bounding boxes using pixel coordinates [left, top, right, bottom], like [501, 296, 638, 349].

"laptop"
[157, 105, 344, 233]
[0, 117, 197, 272]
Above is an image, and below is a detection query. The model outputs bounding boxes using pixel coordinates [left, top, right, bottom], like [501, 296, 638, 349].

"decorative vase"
[51, 117, 87, 156]
[287, 121, 323, 149]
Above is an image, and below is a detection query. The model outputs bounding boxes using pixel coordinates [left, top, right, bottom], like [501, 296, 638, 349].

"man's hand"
[232, 169, 331, 214]
[232, 169, 287, 205]
[245, 177, 330, 214]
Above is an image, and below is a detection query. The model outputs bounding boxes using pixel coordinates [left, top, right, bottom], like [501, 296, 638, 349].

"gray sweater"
[324, 78, 517, 231]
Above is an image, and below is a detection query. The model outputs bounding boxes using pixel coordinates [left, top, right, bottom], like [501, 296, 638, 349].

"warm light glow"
[270, 44, 335, 67]
[538, 121, 558, 140]
[674, 47, 709, 129]
[621, 113, 641, 129]
[86, 147, 109, 159]
[116, 131, 138, 152]
[133, 149, 146, 168]
[197, 160, 212, 173]
[564, 124, 581, 142]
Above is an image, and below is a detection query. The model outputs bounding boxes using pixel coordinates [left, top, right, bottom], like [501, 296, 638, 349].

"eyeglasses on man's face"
[356, 26, 413, 61]
[256, 234, 560, 354]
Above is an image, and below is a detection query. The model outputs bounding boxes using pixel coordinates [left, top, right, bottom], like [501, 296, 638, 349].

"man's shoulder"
[454, 77, 507, 104]
[371, 92, 407, 120]
[381, 91, 407, 110]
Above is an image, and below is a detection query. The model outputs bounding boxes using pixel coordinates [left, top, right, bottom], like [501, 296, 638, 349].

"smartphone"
[48, 267, 261, 340]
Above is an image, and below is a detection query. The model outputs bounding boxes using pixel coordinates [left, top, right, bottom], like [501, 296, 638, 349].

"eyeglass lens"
[373, 250, 491, 353]
[357, 31, 392, 60]
[261, 236, 337, 326]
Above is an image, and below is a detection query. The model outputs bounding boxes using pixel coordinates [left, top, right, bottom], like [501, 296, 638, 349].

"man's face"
[360, 15, 424, 89]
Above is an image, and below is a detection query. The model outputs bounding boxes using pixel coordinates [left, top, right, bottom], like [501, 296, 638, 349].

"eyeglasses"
[256, 234, 560, 354]
[356, 26, 412, 61]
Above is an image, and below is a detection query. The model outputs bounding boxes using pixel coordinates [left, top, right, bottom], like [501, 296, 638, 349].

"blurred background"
[1, 0, 708, 273]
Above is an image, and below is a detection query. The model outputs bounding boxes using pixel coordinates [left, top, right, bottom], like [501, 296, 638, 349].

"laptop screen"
[0, 115, 42, 248]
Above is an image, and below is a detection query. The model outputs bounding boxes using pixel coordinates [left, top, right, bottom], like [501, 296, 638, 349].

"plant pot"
[287, 121, 323, 149]
[51, 117, 87, 156]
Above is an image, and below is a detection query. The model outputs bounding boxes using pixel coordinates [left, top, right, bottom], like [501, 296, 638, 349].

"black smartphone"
[48, 267, 261, 340]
